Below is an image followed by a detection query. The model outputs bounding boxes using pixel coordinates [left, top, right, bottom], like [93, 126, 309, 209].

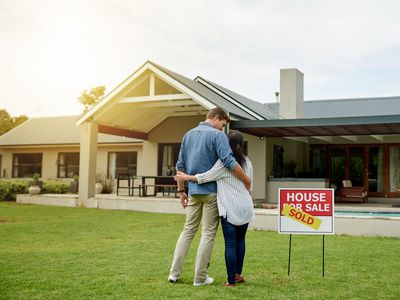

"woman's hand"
[174, 171, 188, 182]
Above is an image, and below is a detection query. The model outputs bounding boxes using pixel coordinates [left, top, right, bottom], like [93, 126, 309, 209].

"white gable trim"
[147, 64, 215, 110]
[77, 62, 153, 126]
[77, 62, 217, 126]
[195, 77, 265, 121]
[118, 94, 189, 104]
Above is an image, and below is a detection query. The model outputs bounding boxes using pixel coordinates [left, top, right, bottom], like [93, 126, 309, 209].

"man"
[168, 107, 251, 286]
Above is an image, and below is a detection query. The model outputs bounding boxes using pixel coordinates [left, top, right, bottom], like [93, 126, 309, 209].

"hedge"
[0, 179, 71, 201]
[41, 181, 70, 194]
[0, 180, 29, 201]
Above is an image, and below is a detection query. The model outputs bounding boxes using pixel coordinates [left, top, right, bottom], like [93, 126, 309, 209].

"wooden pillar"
[79, 122, 98, 202]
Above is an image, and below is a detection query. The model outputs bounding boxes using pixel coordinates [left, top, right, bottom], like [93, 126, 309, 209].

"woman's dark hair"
[228, 130, 246, 168]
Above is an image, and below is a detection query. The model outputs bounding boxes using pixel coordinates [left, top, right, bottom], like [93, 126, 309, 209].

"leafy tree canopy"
[78, 86, 106, 111]
[0, 109, 28, 136]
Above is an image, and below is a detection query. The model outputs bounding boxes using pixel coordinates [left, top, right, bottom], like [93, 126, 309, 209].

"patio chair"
[339, 180, 368, 203]
[116, 174, 142, 196]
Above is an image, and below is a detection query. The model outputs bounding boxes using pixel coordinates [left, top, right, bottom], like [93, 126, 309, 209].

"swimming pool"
[335, 211, 400, 218]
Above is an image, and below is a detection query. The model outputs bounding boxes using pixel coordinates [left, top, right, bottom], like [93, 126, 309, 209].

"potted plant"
[95, 172, 115, 194]
[70, 175, 79, 193]
[95, 173, 104, 194]
[28, 173, 42, 195]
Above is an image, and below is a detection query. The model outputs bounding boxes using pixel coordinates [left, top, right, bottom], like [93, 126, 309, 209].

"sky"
[1, 0, 400, 118]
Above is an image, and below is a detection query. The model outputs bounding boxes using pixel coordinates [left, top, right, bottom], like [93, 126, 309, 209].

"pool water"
[335, 211, 400, 217]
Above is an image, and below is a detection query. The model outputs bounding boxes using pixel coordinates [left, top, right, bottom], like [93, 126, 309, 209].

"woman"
[174, 130, 254, 287]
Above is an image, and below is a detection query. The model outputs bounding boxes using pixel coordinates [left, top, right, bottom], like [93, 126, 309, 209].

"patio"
[16, 193, 400, 238]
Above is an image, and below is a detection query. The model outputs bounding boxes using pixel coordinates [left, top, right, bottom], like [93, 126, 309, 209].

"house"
[0, 115, 142, 180]
[1, 61, 400, 203]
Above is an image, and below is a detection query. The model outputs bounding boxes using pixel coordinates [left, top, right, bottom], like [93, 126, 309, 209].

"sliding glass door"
[388, 146, 400, 196]
[331, 147, 346, 192]
[349, 147, 365, 187]
[314, 144, 400, 198]
[368, 146, 385, 197]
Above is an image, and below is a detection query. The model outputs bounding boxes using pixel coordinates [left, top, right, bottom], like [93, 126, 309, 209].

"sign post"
[279, 188, 334, 276]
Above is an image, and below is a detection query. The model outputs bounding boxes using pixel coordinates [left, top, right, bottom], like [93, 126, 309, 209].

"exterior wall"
[0, 149, 10, 178]
[0, 144, 142, 180]
[148, 115, 205, 143]
[140, 115, 269, 199]
[0, 146, 79, 179]
[265, 137, 308, 177]
[243, 133, 266, 200]
[141, 115, 205, 176]
[97, 144, 143, 176]
[141, 142, 158, 176]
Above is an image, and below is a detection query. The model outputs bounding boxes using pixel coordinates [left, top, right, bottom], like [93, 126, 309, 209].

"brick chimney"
[279, 68, 304, 119]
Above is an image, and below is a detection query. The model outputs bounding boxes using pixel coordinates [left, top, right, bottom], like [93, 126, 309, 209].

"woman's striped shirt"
[196, 156, 255, 226]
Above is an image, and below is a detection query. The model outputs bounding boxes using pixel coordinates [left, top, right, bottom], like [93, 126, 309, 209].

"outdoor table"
[140, 176, 178, 197]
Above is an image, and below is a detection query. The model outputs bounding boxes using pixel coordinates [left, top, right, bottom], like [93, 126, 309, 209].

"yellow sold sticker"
[282, 204, 322, 230]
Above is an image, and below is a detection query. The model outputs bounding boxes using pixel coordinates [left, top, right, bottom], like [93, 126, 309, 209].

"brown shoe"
[235, 274, 245, 283]
[224, 282, 236, 287]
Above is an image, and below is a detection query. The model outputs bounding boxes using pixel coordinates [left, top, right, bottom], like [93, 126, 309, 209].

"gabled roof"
[264, 96, 400, 119]
[304, 96, 400, 118]
[150, 62, 272, 120]
[77, 61, 276, 127]
[194, 76, 278, 119]
[0, 116, 142, 146]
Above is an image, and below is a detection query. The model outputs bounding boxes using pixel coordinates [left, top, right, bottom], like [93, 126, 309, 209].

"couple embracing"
[168, 107, 255, 287]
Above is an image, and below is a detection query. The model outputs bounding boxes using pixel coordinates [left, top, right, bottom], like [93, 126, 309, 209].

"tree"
[0, 109, 28, 136]
[78, 86, 106, 111]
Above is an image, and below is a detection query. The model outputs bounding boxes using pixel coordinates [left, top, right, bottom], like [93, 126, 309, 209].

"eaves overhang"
[231, 115, 400, 137]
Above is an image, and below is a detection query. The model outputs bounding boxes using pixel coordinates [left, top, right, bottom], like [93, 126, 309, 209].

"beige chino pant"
[169, 193, 219, 283]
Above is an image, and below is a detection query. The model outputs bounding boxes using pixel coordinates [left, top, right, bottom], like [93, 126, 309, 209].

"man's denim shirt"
[176, 121, 238, 196]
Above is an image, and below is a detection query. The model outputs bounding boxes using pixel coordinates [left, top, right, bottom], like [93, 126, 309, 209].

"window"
[12, 153, 43, 178]
[310, 146, 328, 177]
[108, 152, 137, 178]
[273, 145, 284, 177]
[389, 146, 400, 192]
[57, 153, 80, 178]
[158, 143, 181, 176]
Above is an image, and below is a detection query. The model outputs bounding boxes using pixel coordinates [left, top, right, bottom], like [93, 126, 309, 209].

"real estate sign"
[279, 188, 335, 234]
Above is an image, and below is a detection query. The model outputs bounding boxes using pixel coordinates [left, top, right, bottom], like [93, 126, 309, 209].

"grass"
[1, 202, 400, 299]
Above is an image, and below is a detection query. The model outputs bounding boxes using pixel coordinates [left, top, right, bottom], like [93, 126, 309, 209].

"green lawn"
[1, 202, 399, 300]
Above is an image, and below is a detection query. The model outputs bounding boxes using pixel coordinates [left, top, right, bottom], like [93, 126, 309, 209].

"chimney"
[279, 68, 304, 119]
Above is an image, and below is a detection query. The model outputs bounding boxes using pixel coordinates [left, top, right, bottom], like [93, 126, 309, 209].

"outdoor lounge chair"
[339, 180, 368, 203]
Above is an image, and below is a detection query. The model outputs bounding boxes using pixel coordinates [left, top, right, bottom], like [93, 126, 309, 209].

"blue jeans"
[220, 217, 249, 284]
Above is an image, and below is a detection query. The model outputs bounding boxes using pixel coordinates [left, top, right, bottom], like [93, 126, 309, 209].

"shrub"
[0, 180, 29, 201]
[41, 181, 70, 194]
[96, 173, 115, 194]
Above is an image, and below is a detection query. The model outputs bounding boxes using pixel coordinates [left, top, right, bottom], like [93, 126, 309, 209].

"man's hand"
[180, 192, 189, 208]
[174, 171, 187, 182]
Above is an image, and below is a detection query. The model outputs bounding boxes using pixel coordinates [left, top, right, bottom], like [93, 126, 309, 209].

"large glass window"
[310, 146, 328, 177]
[389, 146, 400, 192]
[368, 147, 384, 193]
[158, 144, 181, 176]
[108, 152, 137, 178]
[12, 153, 42, 178]
[349, 147, 365, 187]
[331, 147, 346, 190]
[57, 153, 80, 178]
[273, 145, 284, 177]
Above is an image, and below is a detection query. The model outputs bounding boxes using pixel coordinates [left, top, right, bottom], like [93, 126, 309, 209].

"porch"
[232, 114, 400, 200]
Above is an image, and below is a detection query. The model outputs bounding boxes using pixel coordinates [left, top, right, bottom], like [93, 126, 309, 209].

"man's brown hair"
[206, 107, 231, 123]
